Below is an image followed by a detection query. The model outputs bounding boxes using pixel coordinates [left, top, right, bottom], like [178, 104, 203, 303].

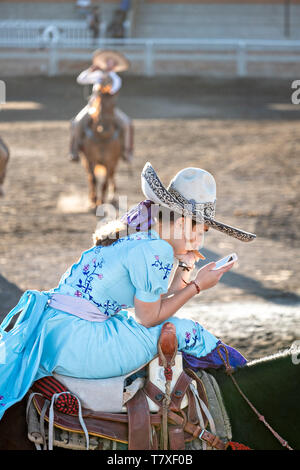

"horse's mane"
[244, 347, 296, 369]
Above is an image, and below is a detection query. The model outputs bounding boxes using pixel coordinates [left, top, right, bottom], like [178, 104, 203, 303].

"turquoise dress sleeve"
[127, 239, 174, 302]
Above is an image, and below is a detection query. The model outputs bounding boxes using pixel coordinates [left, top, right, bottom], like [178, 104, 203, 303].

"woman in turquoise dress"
[0, 162, 256, 419]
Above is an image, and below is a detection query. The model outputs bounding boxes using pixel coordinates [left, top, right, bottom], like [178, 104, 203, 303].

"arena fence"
[0, 21, 300, 77]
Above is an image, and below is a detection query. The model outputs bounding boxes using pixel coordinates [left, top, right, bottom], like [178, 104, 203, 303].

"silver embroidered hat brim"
[141, 162, 256, 243]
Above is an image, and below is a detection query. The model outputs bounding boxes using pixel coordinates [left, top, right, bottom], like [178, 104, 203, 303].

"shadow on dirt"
[2, 76, 300, 122]
[0, 274, 23, 322]
[197, 248, 300, 305]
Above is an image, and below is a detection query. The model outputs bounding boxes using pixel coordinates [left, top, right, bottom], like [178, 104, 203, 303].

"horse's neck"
[90, 93, 115, 129]
[212, 352, 300, 449]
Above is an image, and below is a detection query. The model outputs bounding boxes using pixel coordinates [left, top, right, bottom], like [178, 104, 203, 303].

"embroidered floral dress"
[39, 229, 218, 375]
[0, 229, 245, 418]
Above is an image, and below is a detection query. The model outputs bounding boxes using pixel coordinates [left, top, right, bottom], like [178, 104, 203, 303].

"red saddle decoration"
[33, 376, 79, 415]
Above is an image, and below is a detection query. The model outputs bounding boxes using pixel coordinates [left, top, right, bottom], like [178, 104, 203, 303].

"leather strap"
[168, 425, 185, 450]
[185, 368, 209, 408]
[167, 372, 191, 452]
[127, 389, 152, 450]
[170, 371, 192, 411]
[184, 369, 209, 427]
[186, 386, 199, 425]
[168, 409, 226, 450]
[143, 371, 194, 451]
[143, 380, 165, 408]
[143, 371, 192, 412]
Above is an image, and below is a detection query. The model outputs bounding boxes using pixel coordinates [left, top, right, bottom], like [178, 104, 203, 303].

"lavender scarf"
[121, 199, 159, 232]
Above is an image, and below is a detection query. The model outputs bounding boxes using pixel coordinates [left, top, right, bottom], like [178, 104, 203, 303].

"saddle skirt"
[27, 323, 232, 450]
[53, 353, 192, 413]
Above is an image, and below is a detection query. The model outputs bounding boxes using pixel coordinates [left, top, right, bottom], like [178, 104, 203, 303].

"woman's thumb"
[205, 261, 216, 270]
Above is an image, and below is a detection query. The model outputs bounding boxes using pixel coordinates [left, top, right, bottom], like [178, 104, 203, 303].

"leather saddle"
[27, 322, 226, 450]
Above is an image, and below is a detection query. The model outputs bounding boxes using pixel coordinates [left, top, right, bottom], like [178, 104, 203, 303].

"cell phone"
[212, 252, 238, 270]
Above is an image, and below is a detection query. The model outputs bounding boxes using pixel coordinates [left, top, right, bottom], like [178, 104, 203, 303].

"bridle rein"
[217, 344, 293, 450]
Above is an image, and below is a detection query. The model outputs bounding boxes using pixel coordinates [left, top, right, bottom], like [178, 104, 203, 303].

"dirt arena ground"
[0, 75, 299, 360]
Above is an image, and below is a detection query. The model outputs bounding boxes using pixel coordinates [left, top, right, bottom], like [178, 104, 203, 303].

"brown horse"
[0, 137, 9, 197]
[79, 82, 123, 209]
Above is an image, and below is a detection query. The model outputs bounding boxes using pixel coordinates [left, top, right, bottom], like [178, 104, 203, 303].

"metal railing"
[0, 22, 299, 77]
[0, 18, 133, 45]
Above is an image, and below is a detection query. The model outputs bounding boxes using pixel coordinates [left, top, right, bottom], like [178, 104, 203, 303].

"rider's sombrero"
[141, 162, 256, 242]
[92, 49, 130, 72]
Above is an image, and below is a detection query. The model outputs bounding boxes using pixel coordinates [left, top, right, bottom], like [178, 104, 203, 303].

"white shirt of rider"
[76, 69, 122, 95]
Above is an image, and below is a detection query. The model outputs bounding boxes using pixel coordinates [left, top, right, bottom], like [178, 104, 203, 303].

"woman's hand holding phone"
[194, 258, 235, 292]
[212, 253, 238, 271]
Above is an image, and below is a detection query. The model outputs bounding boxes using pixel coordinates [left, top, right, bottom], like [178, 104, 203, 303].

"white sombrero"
[141, 162, 256, 242]
[92, 49, 130, 72]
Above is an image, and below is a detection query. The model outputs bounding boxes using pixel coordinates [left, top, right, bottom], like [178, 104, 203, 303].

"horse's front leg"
[109, 176, 118, 207]
[85, 161, 97, 208]
[98, 174, 109, 206]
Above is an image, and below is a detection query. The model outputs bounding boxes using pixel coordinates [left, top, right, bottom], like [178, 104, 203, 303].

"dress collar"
[148, 229, 160, 240]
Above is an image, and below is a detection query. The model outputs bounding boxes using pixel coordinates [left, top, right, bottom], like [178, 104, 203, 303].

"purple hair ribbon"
[121, 199, 159, 232]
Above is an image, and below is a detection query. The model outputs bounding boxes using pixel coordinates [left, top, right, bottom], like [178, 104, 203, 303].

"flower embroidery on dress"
[97, 299, 125, 316]
[151, 255, 173, 280]
[74, 256, 127, 315]
[0, 395, 6, 407]
[184, 328, 199, 351]
[83, 264, 90, 274]
[76, 258, 105, 299]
